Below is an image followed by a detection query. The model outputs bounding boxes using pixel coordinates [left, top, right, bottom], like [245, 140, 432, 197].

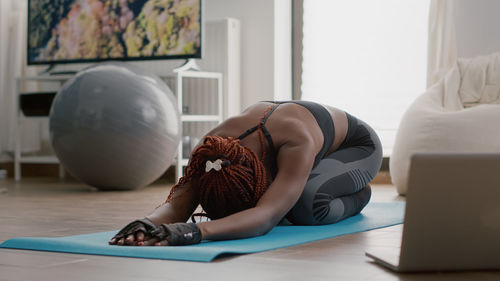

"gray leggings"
[286, 115, 383, 225]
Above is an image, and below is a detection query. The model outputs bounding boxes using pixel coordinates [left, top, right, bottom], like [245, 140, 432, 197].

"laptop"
[365, 153, 500, 272]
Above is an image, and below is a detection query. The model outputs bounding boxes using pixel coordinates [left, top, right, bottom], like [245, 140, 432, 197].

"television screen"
[27, 0, 202, 65]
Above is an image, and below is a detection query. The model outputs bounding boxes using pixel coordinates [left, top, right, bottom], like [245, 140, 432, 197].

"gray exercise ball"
[49, 63, 181, 190]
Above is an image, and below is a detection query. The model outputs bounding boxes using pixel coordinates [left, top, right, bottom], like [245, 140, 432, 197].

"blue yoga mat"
[0, 202, 404, 262]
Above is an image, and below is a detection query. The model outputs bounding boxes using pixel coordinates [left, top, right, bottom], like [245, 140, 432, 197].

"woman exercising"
[109, 100, 382, 246]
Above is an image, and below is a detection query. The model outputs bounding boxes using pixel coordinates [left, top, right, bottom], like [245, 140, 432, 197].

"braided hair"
[164, 106, 274, 220]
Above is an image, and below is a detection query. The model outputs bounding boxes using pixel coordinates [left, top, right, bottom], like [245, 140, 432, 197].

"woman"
[109, 100, 382, 246]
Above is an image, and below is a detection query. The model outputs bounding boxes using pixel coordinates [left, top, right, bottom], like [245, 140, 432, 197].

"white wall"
[205, 0, 291, 110]
[273, 0, 292, 101]
[455, 0, 500, 58]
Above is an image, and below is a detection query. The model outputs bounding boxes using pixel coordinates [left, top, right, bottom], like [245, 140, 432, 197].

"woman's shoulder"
[208, 101, 324, 145]
[209, 102, 276, 134]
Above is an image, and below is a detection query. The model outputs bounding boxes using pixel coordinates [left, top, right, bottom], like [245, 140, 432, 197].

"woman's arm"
[146, 179, 200, 225]
[109, 178, 200, 245]
[196, 141, 316, 241]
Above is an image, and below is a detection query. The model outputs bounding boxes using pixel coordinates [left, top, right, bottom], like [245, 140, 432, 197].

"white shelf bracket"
[173, 59, 201, 73]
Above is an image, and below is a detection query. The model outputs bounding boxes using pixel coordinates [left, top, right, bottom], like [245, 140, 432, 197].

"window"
[301, 0, 430, 156]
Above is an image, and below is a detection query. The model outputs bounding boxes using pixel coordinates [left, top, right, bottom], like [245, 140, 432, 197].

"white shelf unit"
[163, 70, 223, 180]
[15, 71, 224, 182]
[14, 75, 71, 181]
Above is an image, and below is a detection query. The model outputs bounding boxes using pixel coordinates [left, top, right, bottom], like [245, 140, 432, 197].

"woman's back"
[206, 101, 348, 175]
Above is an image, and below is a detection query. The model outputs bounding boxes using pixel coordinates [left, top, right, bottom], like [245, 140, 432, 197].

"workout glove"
[112, 218, 158, 241]
[150, 222, 202, 246]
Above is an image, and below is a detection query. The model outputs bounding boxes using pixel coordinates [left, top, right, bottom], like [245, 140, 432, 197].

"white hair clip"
[205, 159, 223, 172]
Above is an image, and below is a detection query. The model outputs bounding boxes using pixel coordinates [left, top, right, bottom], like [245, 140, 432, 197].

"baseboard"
[381, 156, 389, 171]
[0, 162, 69, 180]
[371, 171, 392, 185]
[0, 162, 176, 183]
[372, 157, 392, 184]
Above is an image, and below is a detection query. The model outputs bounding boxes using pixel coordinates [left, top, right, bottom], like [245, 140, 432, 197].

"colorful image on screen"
[28, 0, 201, 64]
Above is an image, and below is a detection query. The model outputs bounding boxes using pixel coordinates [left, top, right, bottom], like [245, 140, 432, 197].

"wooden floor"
[0, 178, 498, 281]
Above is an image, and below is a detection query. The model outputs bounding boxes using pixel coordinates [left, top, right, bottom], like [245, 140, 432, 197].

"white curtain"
[427, 0, 457, 87]
[301, 0, 430, 156]
[0, 0, 42, 162]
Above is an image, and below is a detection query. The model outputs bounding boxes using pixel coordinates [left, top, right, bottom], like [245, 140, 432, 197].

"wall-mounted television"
[27, 0, 202, 65]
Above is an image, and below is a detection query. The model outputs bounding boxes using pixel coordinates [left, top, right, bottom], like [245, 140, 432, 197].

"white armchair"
[390, 53, 500, 195]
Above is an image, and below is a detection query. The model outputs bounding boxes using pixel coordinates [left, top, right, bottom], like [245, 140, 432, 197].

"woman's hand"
[109, 220, 202, 246]
[108, 218, 158, 246]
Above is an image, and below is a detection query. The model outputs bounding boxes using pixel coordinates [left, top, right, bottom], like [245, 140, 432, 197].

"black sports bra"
[237, 103, 280, 177]
[236, 101, 335, 179]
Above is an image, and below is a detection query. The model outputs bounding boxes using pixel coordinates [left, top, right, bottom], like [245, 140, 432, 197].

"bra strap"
[237, 103, 280, 140]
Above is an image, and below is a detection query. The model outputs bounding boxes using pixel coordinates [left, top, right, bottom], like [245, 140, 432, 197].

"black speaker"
[19, 92, 57, 117]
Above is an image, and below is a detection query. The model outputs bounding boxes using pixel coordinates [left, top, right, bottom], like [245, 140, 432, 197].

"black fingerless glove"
[150, 222, 202, 246]
[112, 218, 158, 241]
